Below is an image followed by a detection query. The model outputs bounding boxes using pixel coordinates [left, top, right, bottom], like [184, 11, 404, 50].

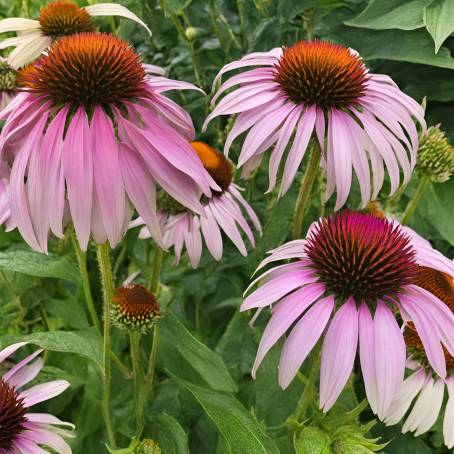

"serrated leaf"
[424, 0, 454, 53]
[179, 380, 280, 454]
[158, 311, 237, 393]
[0, 329, 103, 371]
[0, 251, 81, 284]
[345, 0, 432, 31]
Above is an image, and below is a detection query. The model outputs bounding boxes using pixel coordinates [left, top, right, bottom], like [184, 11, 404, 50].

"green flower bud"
[417, 125, 454, 183]
[294, 427, 331, 454]
[0, 60, 16, 91]
[156, 189, 186, 215]
[185, 26, 198, 41]
[136, 439, 161, 454]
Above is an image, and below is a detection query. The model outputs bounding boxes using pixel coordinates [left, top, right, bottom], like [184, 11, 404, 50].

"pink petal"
[21, 380, 70, 407]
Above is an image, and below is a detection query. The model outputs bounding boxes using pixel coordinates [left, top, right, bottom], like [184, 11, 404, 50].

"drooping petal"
[444, 378, 454, 449]
[0, 17, 40, 33]
[7, 32, 50, 69]
[319, 298, 359, 412]
[21, 380, 70, 408]
[279, 295, 334, 389]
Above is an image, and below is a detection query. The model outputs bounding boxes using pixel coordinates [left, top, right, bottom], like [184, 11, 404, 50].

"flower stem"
[401, 175, 431, 225]
[96, 243, 116, 448]
[291, 342, 321, 423]
[130, 331, 144, 435]
[69, 228, 100, 331]
[293, 143, 321, 239]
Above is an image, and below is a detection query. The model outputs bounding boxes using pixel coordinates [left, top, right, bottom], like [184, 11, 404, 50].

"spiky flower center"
[0, 379, 26, 449]
[191, 141, 232, 192]
[305, 211, 417, 302]
[417, 126, 454, 183]
[112, 285, 159, 332]
[405, 266, 454, 371]
[0, 61, 16, 91]
[19, 32, 147, 111]
[38, 1, 94, 38]
[275, 40, 368, 109]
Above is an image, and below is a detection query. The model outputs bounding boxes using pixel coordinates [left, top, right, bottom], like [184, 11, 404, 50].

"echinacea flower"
[242, 210, 454, 417]
[0, 0, 151, 68]
[384, 266, 454, 449]
[0, 32, 218, 252]
[112, 284, 160, 333]
[204, 40, 426, 209]
[0, 161, 16, 231]
[0, 341, 73, 453]
[0, 58, 17, 110]
[133, 141, 261, 268]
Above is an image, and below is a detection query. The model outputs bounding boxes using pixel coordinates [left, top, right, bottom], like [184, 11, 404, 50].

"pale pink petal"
[0, 341, 27, 363]
[21, 380, 70, 408]
[200, 204, 223, 260]
[319, 297, 358, 412]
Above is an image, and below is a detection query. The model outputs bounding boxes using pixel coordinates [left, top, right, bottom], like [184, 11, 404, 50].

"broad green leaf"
[179, 380, 280, 454]
[158, 311, 237, 393]
[424, 0, 454, 53]
[346, 0, 432, 31]
[295, 427, 331, 454]
[0, 251, 81, 284]
[324, 19, 454, 69]
[149, 413, 189, 454]
[0, 329, 103, 371]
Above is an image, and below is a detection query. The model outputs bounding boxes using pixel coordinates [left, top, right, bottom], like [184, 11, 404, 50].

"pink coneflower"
[384, 266, 454, 449]
[242, 211, 454, 416]
[133, 141, 261, 268]
[0, 0, 151, 69]
[0, 161, 15, 231]
[0, 342, 73, 453]
[204, 40, 426, 208]
[0, 32, 218, 252]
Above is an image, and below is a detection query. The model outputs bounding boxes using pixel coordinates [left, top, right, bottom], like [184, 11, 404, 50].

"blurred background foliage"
[0, 0, 453, 452]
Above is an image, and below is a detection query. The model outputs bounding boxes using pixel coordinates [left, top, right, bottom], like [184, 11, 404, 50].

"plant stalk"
[293, 143, 321, 239]
[401, 176, 430, 225]
[96, 243, 116, 448]
[130, 331, 144, 435]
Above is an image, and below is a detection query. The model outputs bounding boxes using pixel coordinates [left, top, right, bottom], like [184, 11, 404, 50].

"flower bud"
[417, 125, 454, 183]
[112, 285, 160, 333]
[136, 439, 161, 454]
[0, 60, 16, 91]
[185, 26, 198, 41]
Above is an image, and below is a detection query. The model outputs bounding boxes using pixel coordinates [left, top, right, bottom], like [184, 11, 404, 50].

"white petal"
[443, 378, 454, 449]
[0, 18, 40, 34]
[84, 3, 151, 35]
[8, 33, 50, 69]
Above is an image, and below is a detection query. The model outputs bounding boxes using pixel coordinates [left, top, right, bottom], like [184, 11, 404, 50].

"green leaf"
[158, 311, 237, 393]
[160, 0, 191, 16]
[0, 329, 103, 371]
[179, 380, 280, 454]
[424, 0, 454, 53]
[0, 251, 81, 284]
[149, 413, 189, 454]
[345, 0, 433, 31]
[295, 427, 331, 454]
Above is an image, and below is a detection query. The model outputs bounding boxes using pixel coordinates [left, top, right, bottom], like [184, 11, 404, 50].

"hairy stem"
[130, 331, 144, 435]
[293, 143, 321, 239]
[401, 176, 430, 225]
[96, 243, 116, 448]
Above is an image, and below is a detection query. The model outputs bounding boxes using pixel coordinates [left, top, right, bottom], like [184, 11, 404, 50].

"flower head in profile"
[204, 40, 426, 209]
[112, 284, 160, 333]
[0, 0, 151, 68]
[0, 342, 73, 453]
[242, 211, 454, 417]
[417, 125, 454, 183]
[133, 141, 261, 268]
[0, 32, 218, 252]
[384, 266, 454, 449]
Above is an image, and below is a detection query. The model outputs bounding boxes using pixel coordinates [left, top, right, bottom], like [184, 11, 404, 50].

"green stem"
[291, 342, 321, 423]
[149, 247, 164, 293]
[130, 331, 144, 435]
[401, 176, 430, 225]
[96, 243, 116, 448]
[293, 143, 321, 239]
[236, 0, 248, 49]
[69, 229, 100, 331]
[0, 271, 24, 320]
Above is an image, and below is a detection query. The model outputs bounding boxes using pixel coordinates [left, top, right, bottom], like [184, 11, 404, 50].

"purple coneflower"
[0, 342, 73, 453]
[384, 266, 454, 449]
[0, 0, 151, 68]
[133, 141, 261, 268]
[0, 32, 218, 252]
[204, 40, 426, 208]
[0, 161, 15, 231]
[242, 211, 454, 416]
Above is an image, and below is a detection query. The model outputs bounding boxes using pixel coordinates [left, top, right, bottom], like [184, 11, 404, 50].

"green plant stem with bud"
[96, 242, 116, 448]
[130, 330, 144, 435]
[293, 143, 321, 239]
[401, 175, 431, 225]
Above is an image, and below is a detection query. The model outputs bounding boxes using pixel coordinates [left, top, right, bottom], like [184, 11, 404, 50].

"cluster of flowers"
[0, 0, 452, 452]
